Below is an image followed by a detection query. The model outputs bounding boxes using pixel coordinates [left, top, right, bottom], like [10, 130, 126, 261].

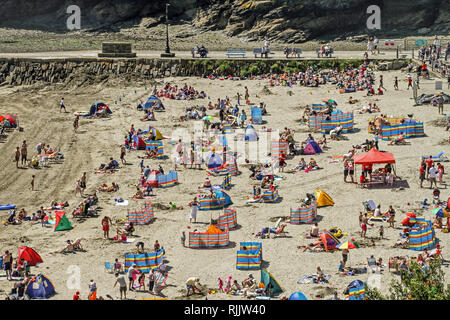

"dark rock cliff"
[0, 0, 448, 41]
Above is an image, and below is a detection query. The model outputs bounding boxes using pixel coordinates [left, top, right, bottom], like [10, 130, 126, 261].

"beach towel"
[246, 197, 261, 204]
[123, 238, 136, 244]
[115, 200, 129, 206]
[297, 274, 331, 284]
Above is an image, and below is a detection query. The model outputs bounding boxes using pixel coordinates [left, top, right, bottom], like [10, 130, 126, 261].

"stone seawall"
[0, 58, 407, 87]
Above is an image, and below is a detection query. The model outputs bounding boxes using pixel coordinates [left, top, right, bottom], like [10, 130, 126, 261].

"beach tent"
[345, 280, 366, 300]
[147, 170, 161, 187]
[260, 269, 283, 296]
[303, 140, 322, 155]
[214, 187, 233, 207]
[54, 211, 72, 231]
[353, 148, 395, 165]
[315, 189, 334, 207]
[251, 107, 263, 124]
[319, 231, 340, 251]
[90, 102, 111, 116]
[206, 152, 224, 169]
[147, 126, 163, 140]
[244, 125, 258, 141]
[289, 292, 307, 300]
[18, 247, 43, 266]
[24, 274, 56, 299]
[143, 95, 164, 110]
[0, 114, 18, 128]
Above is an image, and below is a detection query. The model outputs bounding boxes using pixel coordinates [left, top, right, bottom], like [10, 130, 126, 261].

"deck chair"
[432, 151, 448, 162]
[273, 224, 288, 238]
[104, 262, 114, 274]
[362, 200, 376, 212]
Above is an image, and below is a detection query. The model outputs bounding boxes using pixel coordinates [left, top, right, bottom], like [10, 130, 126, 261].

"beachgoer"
[114, 273, 127, 299]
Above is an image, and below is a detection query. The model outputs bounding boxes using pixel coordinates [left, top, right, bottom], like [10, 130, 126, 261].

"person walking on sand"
[80, 172, 87, 194]
[88, 280, 96, 299]
[181, 231, 186, 247]
[30, 175, 35, 191]
[379, 75, 387, 91]
[120, 145, 126, 165]
[147, 269, 155, 294]
[128, 264, 137, 291]
[3, 250, 13, 280]
[114, 273, 127, 299]
[361, 214, 368, 238]
[394, 76, 399, 90]
[189, 197, 198, 224]
[429, 164, 438, 189]
[75, 180, 83, 197]
[73, 115, 79, 133]
[244, 86, 249, 105]
[14, 147, 20, 168]
[102, 216, 113, 239]
[60, 97, 67, 113]
[342, 248, 349, 268]
[21, 140, 28, 166]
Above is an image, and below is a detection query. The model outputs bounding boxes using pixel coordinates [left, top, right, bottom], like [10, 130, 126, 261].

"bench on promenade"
[253, 48, 270, 58]
[226, 49, 246, 58]
[283, 48, 302, 58]
[192, 46, 208, 58]
[316, 47, 334, 58]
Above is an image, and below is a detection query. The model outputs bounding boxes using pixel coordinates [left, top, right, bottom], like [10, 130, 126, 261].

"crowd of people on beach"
[3, 36, 450, 301]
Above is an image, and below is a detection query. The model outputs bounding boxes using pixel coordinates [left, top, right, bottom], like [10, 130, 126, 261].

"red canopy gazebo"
[353, 148, 397, 185]
[353, 148, 395, 165]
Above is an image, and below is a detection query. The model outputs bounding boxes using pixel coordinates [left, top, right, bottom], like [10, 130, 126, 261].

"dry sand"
[0, 69, 449, 300]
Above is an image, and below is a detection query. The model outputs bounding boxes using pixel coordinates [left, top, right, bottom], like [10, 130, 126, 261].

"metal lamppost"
[161, 2, 175, 57]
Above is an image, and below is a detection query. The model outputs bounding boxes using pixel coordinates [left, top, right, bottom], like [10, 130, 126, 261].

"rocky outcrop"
[0, 0, 448, 42]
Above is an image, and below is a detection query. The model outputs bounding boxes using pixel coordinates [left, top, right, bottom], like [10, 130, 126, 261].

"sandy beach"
[0, 67, 449, 300]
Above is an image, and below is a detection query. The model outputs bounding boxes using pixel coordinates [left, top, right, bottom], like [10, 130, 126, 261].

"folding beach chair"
[104, 262, 114, 274]
[362, 200, 376, 212]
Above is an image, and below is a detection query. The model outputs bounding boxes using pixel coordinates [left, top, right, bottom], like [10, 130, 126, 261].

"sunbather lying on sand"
[138, 149, 158, 159]
[50, 239, 85, 254]
[297, 240, 325, 252]
[98, 182, 119, 192]
[392, 238, 409, 248]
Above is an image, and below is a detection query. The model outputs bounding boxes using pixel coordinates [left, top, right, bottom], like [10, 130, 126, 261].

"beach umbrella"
[430, 207, 449, 218]
[289, 292, 307, 300]
[337, 241, 359, 250]
[406, 212, 416, 218]
[323, 99, 337, 106]
[202, 115, 213, 121]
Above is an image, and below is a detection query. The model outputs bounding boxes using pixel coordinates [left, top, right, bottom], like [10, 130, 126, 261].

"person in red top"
[407, 75, 412, 88]
[73, 291, 80, 300]
[425, 156, 434, 178]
